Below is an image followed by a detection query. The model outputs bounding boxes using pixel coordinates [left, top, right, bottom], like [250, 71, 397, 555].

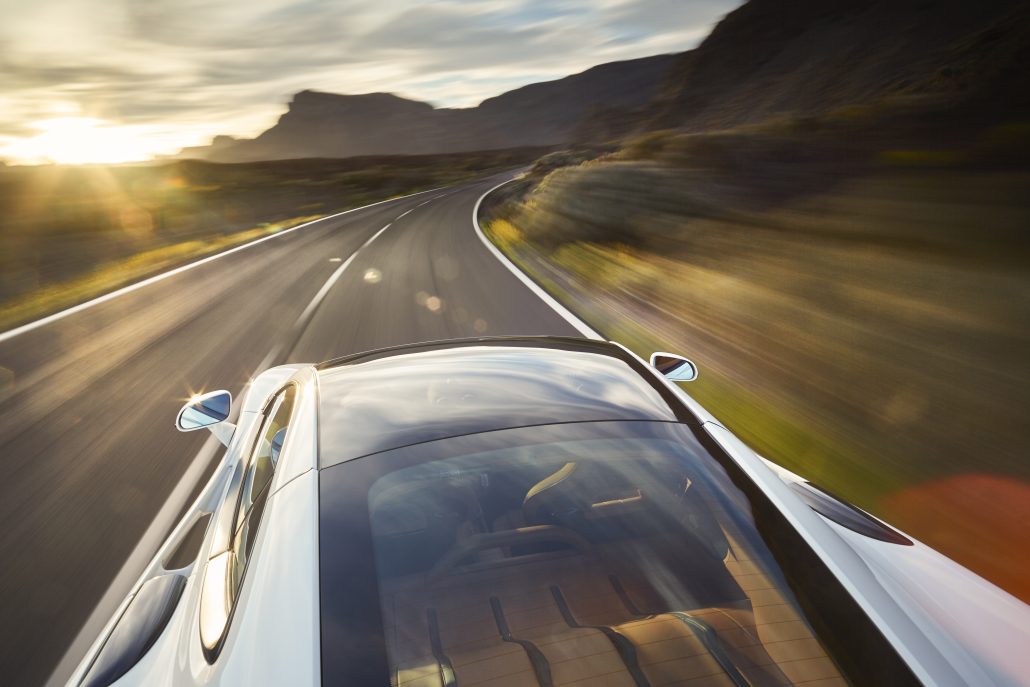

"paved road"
[0, 172, 584, 686]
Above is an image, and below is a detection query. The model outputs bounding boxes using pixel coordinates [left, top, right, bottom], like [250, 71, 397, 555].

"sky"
[0, 0, 740, 164]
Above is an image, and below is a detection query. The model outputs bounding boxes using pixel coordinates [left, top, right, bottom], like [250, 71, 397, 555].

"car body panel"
[829, 519, 1029, 687]
[68, 338, 1030, 687]
[703, 423, 990, 686]
[66, 363, 316, 687]
[205, 470, 320, 686]
[269, 367, 319, 496]
[103, 471, 320, 687]
[239, 364, 307, 417]
[760, 457, 1030, 687]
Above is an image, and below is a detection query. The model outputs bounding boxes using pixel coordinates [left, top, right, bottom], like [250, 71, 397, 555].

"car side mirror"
[176, 390, 235, 445]
[649, 352, 698, 382]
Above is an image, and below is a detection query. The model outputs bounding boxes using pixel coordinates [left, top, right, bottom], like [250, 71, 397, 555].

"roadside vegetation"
[0, 147, 549, 331]
[482, 122, 1030, 602]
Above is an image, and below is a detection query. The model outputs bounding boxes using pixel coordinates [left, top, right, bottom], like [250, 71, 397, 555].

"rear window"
[319, 421, 917, 686]
[315, 345, 682, 467]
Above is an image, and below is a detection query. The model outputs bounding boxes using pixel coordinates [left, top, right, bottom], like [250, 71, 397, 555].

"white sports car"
[69, 337, 1030, 687]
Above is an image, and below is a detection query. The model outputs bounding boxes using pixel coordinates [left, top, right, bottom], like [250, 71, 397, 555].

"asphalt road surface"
[0, 171, 587, 686]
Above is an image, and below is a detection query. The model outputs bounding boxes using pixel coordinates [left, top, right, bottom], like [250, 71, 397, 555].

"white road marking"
[397, 208, 413, 219]
[471, 179, 602, 340]
[291, 221, 392, 337]
[0, 186, 445, 345]
[292, 254, 358, 331]
[255, 344, 283, 372]
[362, 223, 391, 249]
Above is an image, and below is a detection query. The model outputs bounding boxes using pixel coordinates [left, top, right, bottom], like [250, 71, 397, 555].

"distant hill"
[189, 54, 679, 162]
[181, 0, 1029, 162]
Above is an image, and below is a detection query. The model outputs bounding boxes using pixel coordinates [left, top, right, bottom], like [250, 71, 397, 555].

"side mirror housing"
[176, 390, 235, 445]
[649, 352, 698, 382]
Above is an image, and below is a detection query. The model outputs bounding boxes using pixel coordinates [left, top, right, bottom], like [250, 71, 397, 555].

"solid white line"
[0, 186, 444, 344]
[471, 179, 602, 340]
[292, 253, 358, 330]
[255, 344, 282, 372]
[362, 223, 391, 249]
[291, 220, 390, 335]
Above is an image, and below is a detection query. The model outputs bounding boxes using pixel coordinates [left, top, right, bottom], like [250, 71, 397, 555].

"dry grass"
[0, 146, 548, 329]
[0, 215, 319, 331]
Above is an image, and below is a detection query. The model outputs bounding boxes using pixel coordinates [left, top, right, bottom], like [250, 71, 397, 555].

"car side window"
[229, 385, 295, 597]
[233, 388, 294, 533]
[200, 384, 296, 659]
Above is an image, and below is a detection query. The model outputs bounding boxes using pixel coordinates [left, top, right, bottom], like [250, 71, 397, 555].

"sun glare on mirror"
[6, 117, 156, 165]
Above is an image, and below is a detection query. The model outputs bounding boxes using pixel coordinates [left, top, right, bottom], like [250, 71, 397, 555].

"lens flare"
[4, 117, 164, 165]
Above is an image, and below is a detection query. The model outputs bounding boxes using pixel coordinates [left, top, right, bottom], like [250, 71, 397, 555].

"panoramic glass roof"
[316, 343, 682, 466]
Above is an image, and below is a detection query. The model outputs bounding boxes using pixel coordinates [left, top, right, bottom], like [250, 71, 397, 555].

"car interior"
[369, 439, 847, 687]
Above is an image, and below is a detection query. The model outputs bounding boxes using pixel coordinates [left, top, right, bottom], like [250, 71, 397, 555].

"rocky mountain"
[183, 0, 1028, 162]
[644, 0, 1029, 131]
[193, 54, 679, 162]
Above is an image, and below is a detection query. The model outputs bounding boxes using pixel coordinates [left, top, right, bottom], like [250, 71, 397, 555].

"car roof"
[315, 336, 692, 468]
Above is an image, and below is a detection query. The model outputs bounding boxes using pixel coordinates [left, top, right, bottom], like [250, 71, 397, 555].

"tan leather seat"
[380, 465, 845, 687]
[385, 546, 831, 687]
[385, 553, 643, 687]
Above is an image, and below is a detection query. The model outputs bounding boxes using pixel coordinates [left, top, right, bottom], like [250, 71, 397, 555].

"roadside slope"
[480, 156, 1030, 603]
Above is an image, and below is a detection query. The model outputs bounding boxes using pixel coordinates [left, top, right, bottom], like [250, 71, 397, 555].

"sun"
[5, 117, 157, 165]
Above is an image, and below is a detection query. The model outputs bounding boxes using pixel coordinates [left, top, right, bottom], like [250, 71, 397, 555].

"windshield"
[318, 421, 916, 686]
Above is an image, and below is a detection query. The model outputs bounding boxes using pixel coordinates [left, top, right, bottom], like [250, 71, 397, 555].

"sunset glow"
[1, 117, 173, 165]
[0, 0, 737, 166]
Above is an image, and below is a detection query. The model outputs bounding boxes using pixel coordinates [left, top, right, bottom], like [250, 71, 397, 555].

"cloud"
[0, 0, 741, 162]
[603, 0, 736, 35]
